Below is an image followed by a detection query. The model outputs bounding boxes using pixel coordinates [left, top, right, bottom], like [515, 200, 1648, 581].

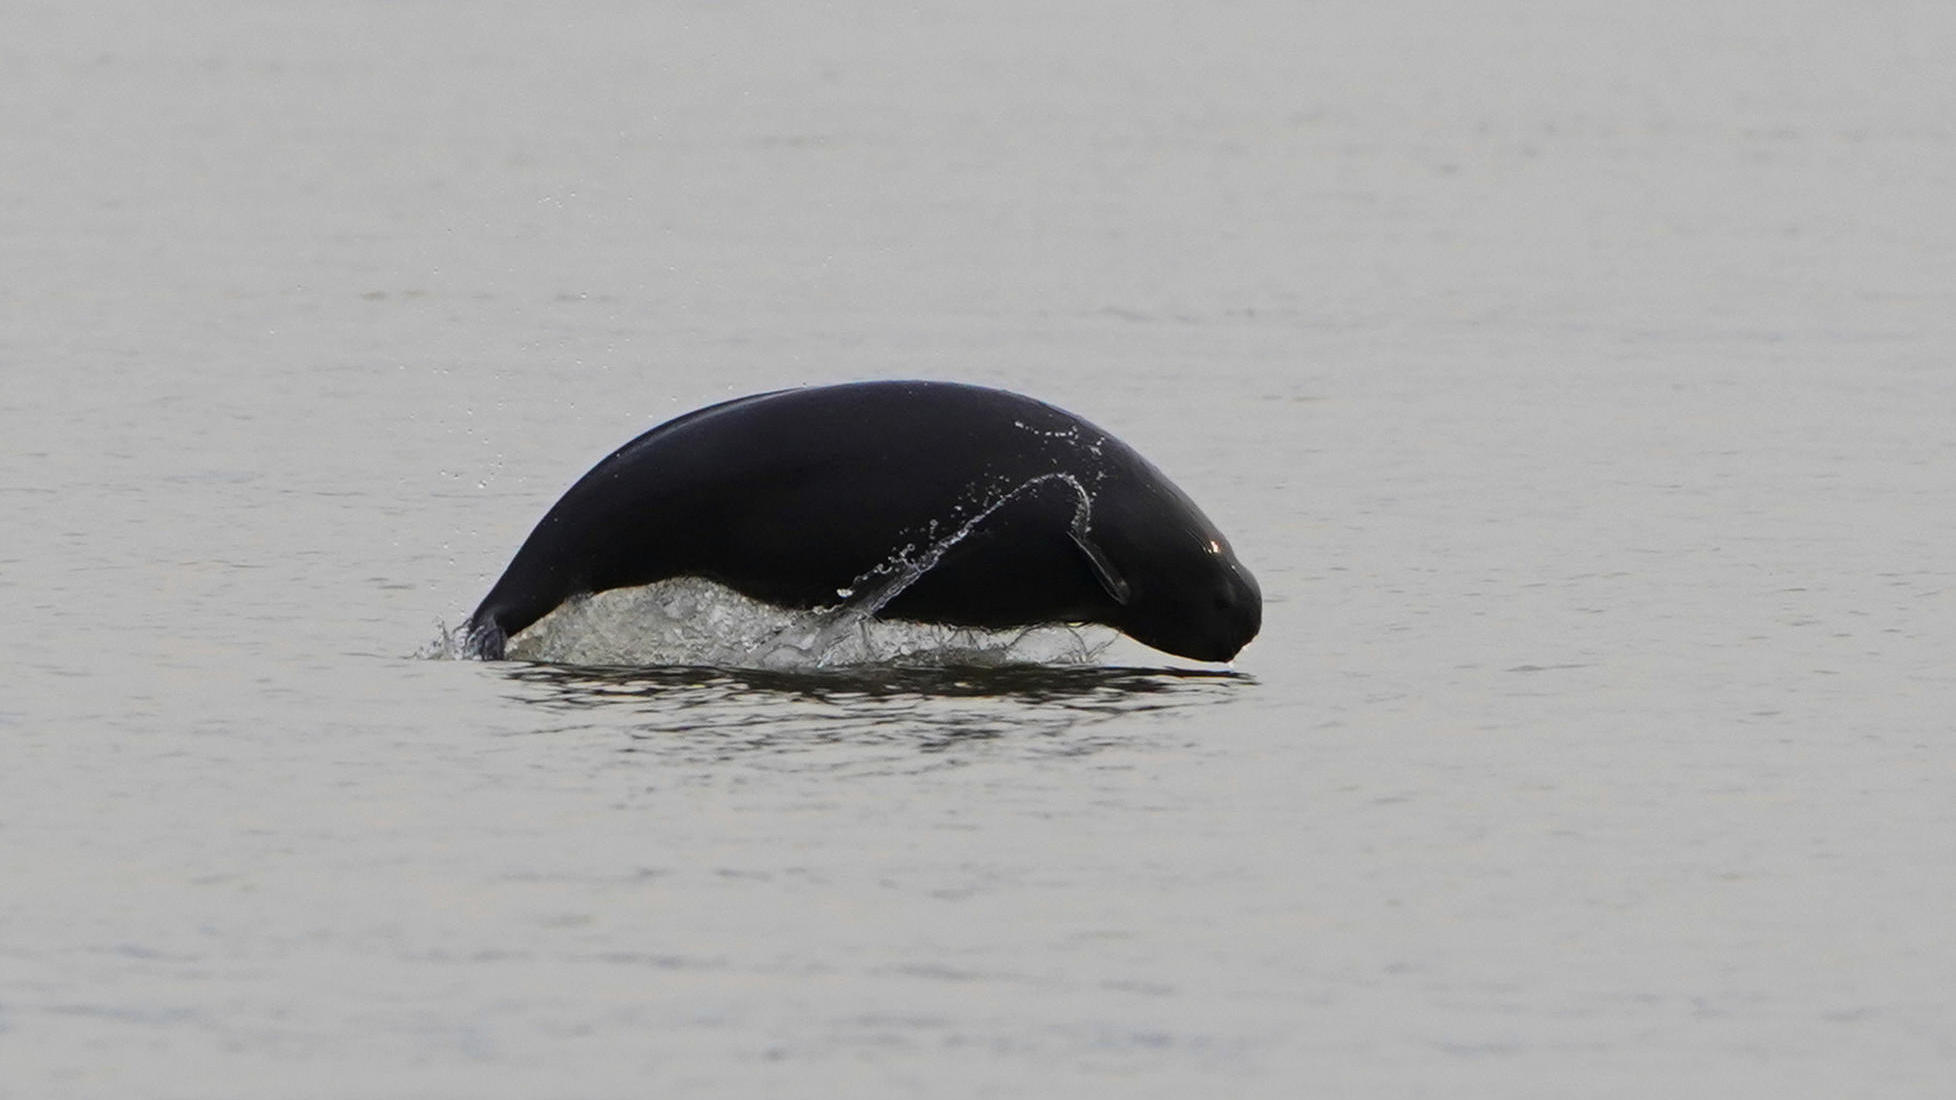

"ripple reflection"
[496, 663, 1250, 763]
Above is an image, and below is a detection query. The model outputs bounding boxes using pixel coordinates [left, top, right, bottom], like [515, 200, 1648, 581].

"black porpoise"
[464, 380, 1261, 662]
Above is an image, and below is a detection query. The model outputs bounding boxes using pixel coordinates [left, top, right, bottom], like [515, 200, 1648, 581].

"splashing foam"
[432, 473, 1120, 669]
[489, 577, 1115, 669]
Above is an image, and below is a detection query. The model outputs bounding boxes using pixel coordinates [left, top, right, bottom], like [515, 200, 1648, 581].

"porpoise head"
[1116, 534, 1261, 662]
[1078, 481, 1262, 662]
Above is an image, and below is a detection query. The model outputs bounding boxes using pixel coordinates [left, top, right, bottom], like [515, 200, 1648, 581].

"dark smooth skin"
[465, 381, 1261, 662]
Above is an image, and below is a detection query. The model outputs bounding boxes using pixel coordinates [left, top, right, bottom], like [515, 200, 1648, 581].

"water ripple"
[493, 663, 1251, 763]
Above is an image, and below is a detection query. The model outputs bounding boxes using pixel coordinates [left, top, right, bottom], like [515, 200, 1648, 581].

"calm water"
[6, 2, 1956, 1096]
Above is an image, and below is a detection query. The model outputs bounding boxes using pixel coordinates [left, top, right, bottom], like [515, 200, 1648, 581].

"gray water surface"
[6, 1, 1956, 1096]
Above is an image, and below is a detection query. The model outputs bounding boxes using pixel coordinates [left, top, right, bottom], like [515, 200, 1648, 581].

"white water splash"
[737, 471, 1115, 668]
[829, 471, 1096, 619]
[433, 472, 1119, 669]
[491, 577, 1114, 669]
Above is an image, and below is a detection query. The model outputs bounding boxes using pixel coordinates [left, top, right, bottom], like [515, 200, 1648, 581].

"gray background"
[5, 1, 1955, 1096]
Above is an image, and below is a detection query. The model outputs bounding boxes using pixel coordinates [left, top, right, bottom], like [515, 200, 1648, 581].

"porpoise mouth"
[1194, 564, 1262, 661]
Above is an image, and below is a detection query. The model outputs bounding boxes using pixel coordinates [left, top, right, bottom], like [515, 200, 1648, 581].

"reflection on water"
[496, 662, 1250, 761]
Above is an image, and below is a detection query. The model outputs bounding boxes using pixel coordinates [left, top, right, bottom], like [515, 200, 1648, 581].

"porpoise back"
[466, 380, 1260, 662]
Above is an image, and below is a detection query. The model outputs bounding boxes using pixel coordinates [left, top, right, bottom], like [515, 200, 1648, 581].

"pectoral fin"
[1070, 529, 1132, 606]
